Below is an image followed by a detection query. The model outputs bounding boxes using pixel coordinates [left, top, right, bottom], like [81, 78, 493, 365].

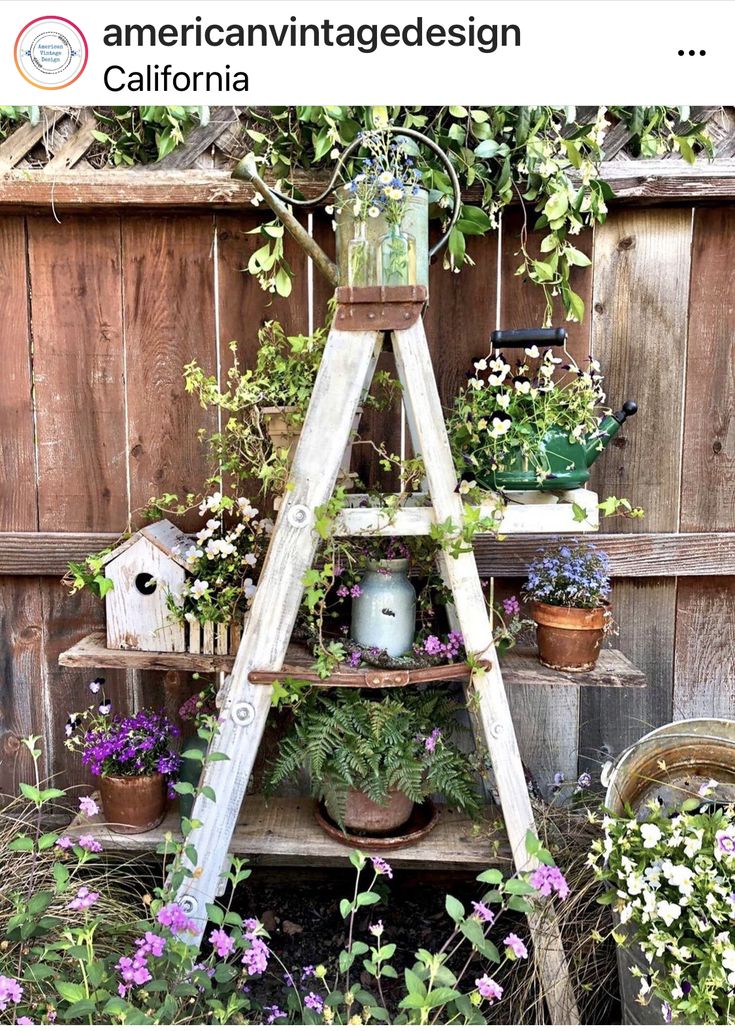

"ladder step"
[66, 795, 511, 870]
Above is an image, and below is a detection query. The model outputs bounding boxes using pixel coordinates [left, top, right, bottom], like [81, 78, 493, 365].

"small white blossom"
[640, 823, 663, 849]
[190, 579, 209, 600]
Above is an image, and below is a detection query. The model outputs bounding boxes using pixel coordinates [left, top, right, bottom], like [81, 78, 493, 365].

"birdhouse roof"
[101, 519, 193, 570]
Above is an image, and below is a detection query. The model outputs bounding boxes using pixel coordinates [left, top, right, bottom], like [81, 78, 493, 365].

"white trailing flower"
[190, 579, 209, 600]
[656, 900, 682, 927]
[640, 823, 663, 848]
[524, 344, 540, 358]
[243, 578, 257, 601]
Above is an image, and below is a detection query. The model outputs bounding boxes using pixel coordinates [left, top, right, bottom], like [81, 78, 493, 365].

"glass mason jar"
[347, 220, 374, 287]
[350, 558, 416, 658]
[378, 224, 417, 287]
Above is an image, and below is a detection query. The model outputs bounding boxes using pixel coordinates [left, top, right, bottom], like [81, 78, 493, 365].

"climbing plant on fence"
[0, 104, 712, 321]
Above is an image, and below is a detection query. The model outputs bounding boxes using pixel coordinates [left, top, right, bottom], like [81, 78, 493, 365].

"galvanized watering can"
[232, 126, 462, 294]
[470, 327, 637, 492]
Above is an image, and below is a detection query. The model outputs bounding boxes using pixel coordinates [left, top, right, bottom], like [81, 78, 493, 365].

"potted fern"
[267, 688, 481, 834]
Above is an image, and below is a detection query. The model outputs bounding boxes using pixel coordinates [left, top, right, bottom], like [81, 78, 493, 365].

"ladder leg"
[392, 323, 579, 1025]
[173, 327, 383, 938]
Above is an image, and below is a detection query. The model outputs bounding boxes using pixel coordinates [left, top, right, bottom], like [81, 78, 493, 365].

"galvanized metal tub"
[603, 719, 735, 1024]
[334, 186, 430, 290]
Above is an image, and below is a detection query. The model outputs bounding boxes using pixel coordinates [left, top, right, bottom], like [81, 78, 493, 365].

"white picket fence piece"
[173, 314, 579, 1024]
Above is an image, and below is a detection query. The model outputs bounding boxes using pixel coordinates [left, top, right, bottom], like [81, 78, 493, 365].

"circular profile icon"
[15, 16, 88, 89]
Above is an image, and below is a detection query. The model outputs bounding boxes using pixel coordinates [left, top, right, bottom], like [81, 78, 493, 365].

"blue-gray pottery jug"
[351, 558, 416, 658]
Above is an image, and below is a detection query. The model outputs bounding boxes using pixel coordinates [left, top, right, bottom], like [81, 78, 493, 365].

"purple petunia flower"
[209, 928, 235, 958]
[0, 976, 23, 1011]
[472, 900, 495, 923]
[504, 932, 528, 959]
[475, 975, 503, 1002]
[78, 834, 102, 854]
[372, 856, 393, 878]
[68, 886, 99, 911]
[304, 993, 323, 1013]
[529, 864, 569, 900]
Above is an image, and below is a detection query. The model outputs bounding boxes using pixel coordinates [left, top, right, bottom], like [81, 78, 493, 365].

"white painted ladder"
[173, 302, 579, 1024]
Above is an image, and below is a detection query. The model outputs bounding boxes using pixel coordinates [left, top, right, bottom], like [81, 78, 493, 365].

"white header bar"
[0, 0, 728, 103]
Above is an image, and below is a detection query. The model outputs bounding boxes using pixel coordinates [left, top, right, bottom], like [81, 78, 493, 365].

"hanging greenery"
[1, 105, 712, 320]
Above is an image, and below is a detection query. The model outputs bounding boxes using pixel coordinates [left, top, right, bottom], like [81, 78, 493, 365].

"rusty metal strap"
[334, 285, 428, 331]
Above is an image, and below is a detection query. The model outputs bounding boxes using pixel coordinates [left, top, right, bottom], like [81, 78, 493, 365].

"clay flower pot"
[530, 600, 608, 672]
[327, 787, 414, 834]
[99, 773, 167, 834]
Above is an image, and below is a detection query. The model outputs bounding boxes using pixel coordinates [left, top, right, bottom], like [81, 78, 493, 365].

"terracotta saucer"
[314, 799, 438, 851]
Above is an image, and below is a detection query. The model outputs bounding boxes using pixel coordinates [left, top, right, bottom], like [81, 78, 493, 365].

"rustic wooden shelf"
[59, 634, 646, 689]
[67, 795, 509, 870]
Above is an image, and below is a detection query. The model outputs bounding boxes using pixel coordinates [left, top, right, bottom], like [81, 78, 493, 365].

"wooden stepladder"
[174, 285, 579, 1024]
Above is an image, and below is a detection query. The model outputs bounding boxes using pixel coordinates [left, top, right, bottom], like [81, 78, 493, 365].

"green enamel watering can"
[468, 327, 637, 492]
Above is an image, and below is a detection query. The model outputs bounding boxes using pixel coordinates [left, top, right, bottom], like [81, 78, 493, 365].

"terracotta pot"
[530, 601, 608, 672]
[261, 405, 356, 488]
[326, 787, 414, 834]
[99, 773, 167, 834]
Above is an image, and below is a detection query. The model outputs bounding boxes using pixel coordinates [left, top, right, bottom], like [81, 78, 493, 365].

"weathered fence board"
[0, 578, 45, 793]
[122, 214, 218, 531]
[27, 214, 128, 532]
[681, 207, 735, 531]
[0, 217, 36, 532]
[673, 577, 735, 720]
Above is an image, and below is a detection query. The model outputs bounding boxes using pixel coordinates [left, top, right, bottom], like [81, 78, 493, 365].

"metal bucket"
[602, 719, 735, 1024]
[334, 186, 430, 290]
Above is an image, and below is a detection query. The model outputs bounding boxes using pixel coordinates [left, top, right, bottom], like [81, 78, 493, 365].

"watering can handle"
[232, 126, 462, 279]
[490, 327, 568, 348]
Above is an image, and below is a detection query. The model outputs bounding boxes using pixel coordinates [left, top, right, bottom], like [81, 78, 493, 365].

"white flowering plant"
[589, 790, 735, 1024]
[448, 343, 607, 488]
[167, 491, 273, 626]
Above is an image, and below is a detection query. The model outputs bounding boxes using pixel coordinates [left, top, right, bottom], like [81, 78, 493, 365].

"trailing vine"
[2, 105, 712, 320]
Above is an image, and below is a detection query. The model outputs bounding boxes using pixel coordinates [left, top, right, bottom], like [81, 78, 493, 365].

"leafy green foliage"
[89, 106, 209, 165]
[266, 687, 482, 826]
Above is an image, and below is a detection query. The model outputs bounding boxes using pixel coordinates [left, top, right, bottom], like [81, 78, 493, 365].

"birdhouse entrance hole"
[135, 573, 157, 595]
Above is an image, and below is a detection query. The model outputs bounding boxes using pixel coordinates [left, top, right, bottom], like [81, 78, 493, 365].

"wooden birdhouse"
[101, 520, 192, 651]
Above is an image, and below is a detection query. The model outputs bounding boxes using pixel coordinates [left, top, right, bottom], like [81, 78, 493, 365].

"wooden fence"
[0, 192, 734, 797]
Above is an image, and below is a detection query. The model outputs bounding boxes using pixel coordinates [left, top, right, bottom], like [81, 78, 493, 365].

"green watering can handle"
[252, 126, 463, 262]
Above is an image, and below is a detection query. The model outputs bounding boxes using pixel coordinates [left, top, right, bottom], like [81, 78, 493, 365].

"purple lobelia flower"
[304, 993, 323, 1013]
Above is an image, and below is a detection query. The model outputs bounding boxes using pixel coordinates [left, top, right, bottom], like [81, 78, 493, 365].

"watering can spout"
[232, 153, 339, 287]
[584, 400, 638, 463]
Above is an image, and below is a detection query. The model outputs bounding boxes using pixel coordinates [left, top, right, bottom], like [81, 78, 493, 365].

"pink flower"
[156, 902, 198, 936]
[55, 836, 73, 850]
[68, 886, 99, 911]
[504, 932, 528, 959]
[242, 934, 269, 975]
[424, 728, 441, 753]
[529, 864, 569, 900]
[350, 585, 362, 598]
[502, 596, 520, 617]
[371, 856, 393, 878]
[78, 796, 99, 818]
[336, 586, 349, 598]
[0, 976, 23, 1010]
[475, 975, 503, 1002]
[209, 928, 235, 958]
[135, 932, 166, 959]
[472, 900, 495, 923]
[78, 834, 102, 853]
[117, 954, 152, 987]
[16, 1019, 34, 1025]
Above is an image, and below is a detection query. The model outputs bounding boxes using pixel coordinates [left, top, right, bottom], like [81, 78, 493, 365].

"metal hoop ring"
[179, 894, 197, 915]
[287, 504, 311, 529]
[265, 126, 462, 261]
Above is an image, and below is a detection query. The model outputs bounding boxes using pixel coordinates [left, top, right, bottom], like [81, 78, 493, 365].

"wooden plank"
[43, 109, 98, 173]
[499, 207, 593, 366]
[674, 578, 735, 720]
[0, 109, 66, 170]
[502, 647, 645, 689]
[680, 207, 735, 531]
[3, 530, 735, 577]
[589, 208, 692, 526]
[173, 327, 383, 936]
[156, 107, 241, 169]
[582, 209, 691, 777]
[392, 321, 578, 1024]
[5, 161, 735, 209]
[507, 683, 579, 799]
[67, 795, 510, 869]
[0, 216, 37, 531]
[60, 631, 231, 673]
[0, 577, 45, 794]
[123, 213, 218, 531]
[579, 579, 675, 778]
[39, 578, 132, 796]
[27, 213, 128, 531]
[473, 532, 735, 577]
